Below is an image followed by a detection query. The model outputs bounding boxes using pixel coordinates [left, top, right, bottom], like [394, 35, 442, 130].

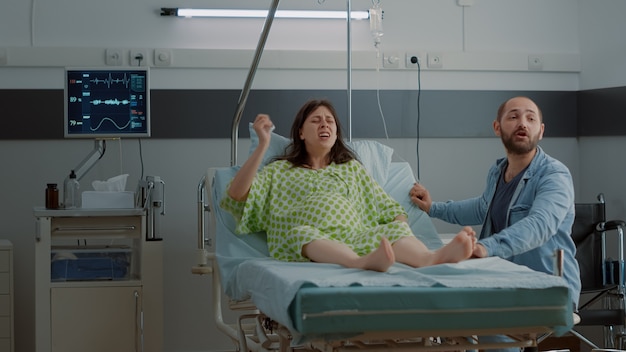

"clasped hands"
[409, 182, 487, 258]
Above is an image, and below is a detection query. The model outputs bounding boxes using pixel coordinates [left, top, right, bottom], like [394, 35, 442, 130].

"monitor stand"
[70, 139, 107, 182]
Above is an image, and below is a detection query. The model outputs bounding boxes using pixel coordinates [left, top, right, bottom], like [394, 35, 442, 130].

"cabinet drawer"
[0, 275, 8, 296]
[0, 317, 10, 338]
[0, 296, 9, 316]
[0, 251, 8, 273]
[51, 216, 142, 238]
[51, 286, 141, 352]
[0, 338, 9, 351]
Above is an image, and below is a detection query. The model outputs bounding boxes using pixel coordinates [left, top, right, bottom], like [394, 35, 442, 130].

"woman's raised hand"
[253, 114, 274, 148]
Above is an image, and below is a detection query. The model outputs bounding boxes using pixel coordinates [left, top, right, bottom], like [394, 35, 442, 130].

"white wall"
[577, 0, 626, 222]
[578, 0, 626, 90]
[2, 1, 625, 351]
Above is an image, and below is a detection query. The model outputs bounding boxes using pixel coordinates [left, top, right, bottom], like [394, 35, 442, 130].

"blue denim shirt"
[430, 146, 581, 306]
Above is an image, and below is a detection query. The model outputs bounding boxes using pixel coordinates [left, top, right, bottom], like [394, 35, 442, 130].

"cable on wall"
[138, 139, 145, 181]
[461, 4, 468, 52]
[375, 46, 390, 140]
[30, 0, 36, 46]
[118, 138, 124, 175]
[414, 56, 422, 181]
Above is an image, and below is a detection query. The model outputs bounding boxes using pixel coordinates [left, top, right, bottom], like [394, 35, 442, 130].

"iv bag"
[369, 6, 383, 44]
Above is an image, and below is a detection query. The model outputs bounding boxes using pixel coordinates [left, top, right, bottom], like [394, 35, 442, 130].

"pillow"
[248, 122, 290, 168]
[248, 123, 393, 185]
[347, 140, 393, 186]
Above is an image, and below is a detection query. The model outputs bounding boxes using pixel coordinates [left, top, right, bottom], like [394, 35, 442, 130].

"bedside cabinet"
[34, 208, 162, 352]
[0, 240, 13, 352]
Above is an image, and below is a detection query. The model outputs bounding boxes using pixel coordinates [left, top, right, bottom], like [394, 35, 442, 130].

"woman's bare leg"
[302, 238, 395, 272]
[393, 226, 476, 268]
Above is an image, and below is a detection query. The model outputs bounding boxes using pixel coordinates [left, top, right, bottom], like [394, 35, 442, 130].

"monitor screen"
[64, 68, 150, 138]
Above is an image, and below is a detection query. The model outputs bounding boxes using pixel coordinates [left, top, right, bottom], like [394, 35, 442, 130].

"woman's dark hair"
[278, 99, 357, 167]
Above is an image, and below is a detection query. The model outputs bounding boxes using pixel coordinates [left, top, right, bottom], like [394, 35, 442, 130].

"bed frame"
[191, 163, 573, 352]
[195, 253, 559, 352]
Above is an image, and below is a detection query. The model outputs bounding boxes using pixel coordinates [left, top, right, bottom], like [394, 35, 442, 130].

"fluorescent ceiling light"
[161, 8, 370, 20]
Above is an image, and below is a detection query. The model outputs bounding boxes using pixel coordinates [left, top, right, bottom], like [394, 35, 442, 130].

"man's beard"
[501, 130, 539, 155]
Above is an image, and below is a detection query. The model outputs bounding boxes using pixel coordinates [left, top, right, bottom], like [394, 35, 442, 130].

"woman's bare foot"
[433, 227, 476, 264]
[355, 237, 396, 272]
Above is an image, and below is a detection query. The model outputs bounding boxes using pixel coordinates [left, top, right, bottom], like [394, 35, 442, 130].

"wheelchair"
[570, 193, 626, 350]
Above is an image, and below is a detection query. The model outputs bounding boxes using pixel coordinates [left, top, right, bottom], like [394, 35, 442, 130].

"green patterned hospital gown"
[220, 159, 414, 262]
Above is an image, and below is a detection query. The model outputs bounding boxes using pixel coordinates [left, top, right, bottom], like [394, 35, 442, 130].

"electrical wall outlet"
[427, 52, 443, 69]
[130, 49, 147, 66]
[382, 52, 400, 69]
[105, 48, 123, 66]
[528, 55, 544, 71]
[154, 49, 172, 66]
[405, 52, 424, 68]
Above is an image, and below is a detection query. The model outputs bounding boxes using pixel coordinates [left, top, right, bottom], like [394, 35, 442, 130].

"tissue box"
[81, 191, 135, 209]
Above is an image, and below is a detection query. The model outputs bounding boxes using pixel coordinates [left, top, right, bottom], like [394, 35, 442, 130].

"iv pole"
[347, 0, 353, 142]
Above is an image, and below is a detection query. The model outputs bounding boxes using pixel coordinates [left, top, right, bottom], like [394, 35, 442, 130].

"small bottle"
[45, 183, 59, 209]
[64, 170, 80, 209]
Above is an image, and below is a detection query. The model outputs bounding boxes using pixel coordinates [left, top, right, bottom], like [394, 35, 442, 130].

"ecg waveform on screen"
[66, 70, 148, 137]
[89, 73, 133, 89]
[91, 99, 131, 106]
[69, 97, 137, 106]
[89, 117, 132, 131]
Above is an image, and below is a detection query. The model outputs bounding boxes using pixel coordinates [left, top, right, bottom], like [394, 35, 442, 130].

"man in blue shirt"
[410, 96, 581, 350]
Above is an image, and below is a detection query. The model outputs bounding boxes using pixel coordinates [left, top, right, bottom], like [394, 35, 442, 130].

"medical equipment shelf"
[33, 207, 163, 352]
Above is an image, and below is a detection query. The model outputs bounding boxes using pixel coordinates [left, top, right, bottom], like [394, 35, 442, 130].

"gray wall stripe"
[0, 89, 585, 139]
[577, 86, 626, 136]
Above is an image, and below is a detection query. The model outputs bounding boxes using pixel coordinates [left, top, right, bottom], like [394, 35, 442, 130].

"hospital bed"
[191, 2, 573, 350]
[192, 125, 574, 352]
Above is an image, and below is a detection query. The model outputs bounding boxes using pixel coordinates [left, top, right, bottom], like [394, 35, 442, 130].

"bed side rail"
[191, 172, 213, 275]
[191, 169, 244, 343]
[192, 168, 269, 351]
